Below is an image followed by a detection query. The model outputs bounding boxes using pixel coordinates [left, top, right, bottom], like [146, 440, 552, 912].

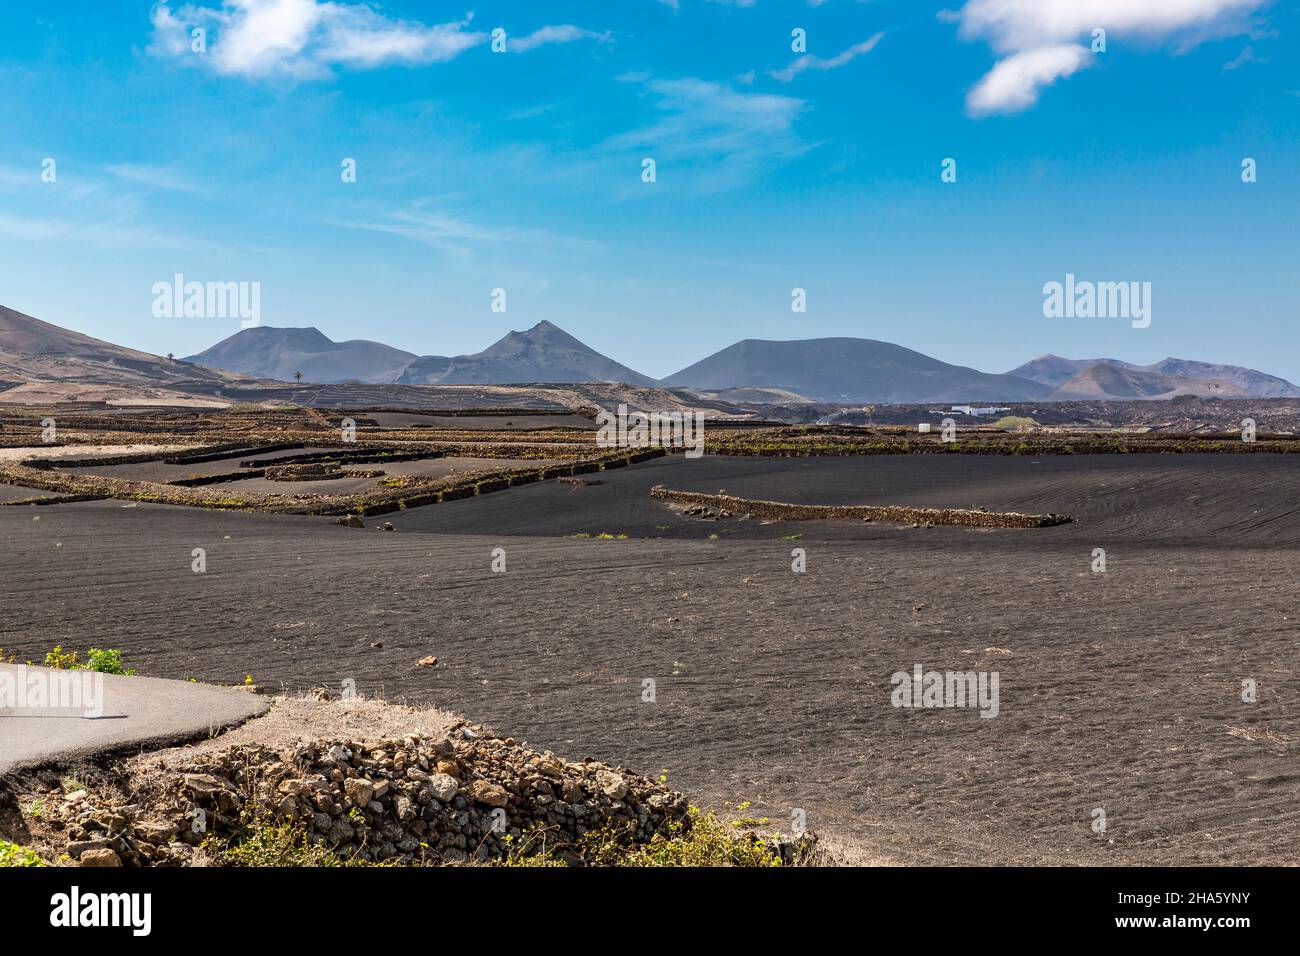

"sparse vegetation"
[43, 645, 136, 675]
[0, 840, 46, 867]
[995, 415, 1039, 431]
[573, 807, 787, 867]
[205, 807, 369, 868]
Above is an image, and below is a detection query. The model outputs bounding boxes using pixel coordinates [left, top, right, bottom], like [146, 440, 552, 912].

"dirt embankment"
[650, 485, 1072, 528]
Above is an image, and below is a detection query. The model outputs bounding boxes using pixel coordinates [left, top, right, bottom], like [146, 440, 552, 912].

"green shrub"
[83, 648, 136, 675]
[44, 645, 135, 675]
[44, 645, 79, 669]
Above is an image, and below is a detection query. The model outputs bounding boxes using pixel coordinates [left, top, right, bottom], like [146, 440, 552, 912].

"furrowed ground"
[1, 406, 1295, 865]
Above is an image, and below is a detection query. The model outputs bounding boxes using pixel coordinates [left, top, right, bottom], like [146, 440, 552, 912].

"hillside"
[1011, 353, 1300, 398]
[1048, 363, 1249, 401]
[0, 304, 252, 403]
[184, 326, 418, 384]
[661, 337, 1050, 404]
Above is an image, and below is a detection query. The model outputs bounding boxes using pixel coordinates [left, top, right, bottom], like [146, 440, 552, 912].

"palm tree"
[293, 370, 303, 383]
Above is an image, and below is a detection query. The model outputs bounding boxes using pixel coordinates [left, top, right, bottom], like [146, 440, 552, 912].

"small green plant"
[0, 840, 46, 867]
[82, 648, 136, 675]
[44, 646, 135, 675]
[44, 645, 79, 669]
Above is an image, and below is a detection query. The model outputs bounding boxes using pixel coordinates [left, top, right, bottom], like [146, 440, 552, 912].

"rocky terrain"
[2, 696, 812, 867]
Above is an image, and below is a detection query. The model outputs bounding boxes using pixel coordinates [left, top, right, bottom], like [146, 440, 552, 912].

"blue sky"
[0, 0, 1296, 381]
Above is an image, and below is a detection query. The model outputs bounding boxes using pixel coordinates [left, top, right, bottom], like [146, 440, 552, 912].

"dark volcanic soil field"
[1, 453, 1296, 865]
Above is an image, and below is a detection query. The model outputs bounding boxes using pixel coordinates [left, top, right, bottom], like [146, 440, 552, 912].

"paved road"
[0, 664, 269, 774]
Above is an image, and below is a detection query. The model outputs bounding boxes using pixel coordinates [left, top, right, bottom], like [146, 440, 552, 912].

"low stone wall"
[264, 463, 345, 481]
[169, 469, 268, 487]
[239, 448, 442, 468]
[650, 485, 1072, 529]
[0, 448, 668, 517]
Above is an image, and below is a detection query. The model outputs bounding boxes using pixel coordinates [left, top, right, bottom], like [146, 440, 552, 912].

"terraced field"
[1, 447, 1295, 865]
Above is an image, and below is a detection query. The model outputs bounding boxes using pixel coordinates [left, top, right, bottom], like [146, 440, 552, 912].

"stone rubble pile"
[51, 728, 710, 866]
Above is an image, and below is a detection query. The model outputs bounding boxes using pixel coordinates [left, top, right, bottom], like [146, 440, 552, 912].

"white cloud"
[149, 0, 486, 78]
[953, 0, 1273, 114]
[771, 32, 884, 82]
[965, 44, 1091, 114]
[507, 25, 611, 53]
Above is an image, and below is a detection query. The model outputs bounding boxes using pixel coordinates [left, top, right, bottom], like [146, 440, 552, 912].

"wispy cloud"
[105, 164, 204, 194]
[953, 0, 1273, 115]
[657, 0, 758, 8]
[149, 0, 486, 78]
[338, 201, 602, 256]
[605, 76, 810, 193]
[771, 32, 884, 82]
[0, 212, 201, 249]
[508, 25, 611, 53]
[1223, 44, 1264, 70]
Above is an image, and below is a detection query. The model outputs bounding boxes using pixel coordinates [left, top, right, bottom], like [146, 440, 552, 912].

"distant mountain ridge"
[1010, 354, 1300, 398]
[183, 326, 417, 384]
[1048, 363, 1250, 401]
[9, 302, 1294, 406]
[660, 337, 1051, 404]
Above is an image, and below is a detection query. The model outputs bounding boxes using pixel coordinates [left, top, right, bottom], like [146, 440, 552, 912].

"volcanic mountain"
[660, 337, 1050, 404]
[184, 326, 417, 385]
[1010, 354, 1300, 398]
[1047, 363, 1249, 401]
[395, 321, 657, 387]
